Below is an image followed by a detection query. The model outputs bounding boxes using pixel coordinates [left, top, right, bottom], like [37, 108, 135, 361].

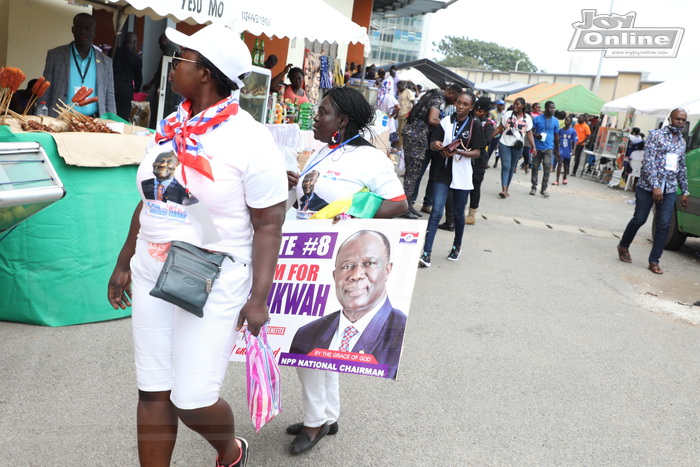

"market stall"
[0, 123, 143, 326]
[0, 1, 372, 327]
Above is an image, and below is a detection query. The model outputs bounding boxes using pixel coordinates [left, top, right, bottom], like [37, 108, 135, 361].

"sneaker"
[541, 191, 550, 198]
[447, 246, 461, 261]
[529, 188, 536, 196]
[418, 252, 431, 268]
[217, 437, 249, 467]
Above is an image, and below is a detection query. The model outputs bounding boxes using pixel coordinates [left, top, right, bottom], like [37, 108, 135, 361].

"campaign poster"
[230, 219, 426, 380]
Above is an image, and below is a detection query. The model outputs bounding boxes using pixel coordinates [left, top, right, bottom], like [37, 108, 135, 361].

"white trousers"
[131, 239, 251, 410]
[296, 368, 340, 427]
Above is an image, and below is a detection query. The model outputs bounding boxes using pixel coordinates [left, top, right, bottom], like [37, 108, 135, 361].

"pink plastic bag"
[245, 325, 282, 432]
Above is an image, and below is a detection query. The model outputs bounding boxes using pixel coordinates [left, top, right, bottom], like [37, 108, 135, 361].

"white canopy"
[602, 79, 700, 120]
[78, 0, 370, 51]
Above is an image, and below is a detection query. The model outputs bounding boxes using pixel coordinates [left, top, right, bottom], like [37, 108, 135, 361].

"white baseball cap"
[165, 24, 251, 89]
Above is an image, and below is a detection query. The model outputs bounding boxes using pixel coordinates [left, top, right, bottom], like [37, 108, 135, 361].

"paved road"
[1, 168, 699, 466]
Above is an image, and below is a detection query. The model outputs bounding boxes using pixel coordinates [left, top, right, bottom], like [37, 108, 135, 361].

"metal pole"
[592, 0, 614, 95]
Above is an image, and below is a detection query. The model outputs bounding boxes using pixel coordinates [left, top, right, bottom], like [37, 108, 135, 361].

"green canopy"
[505, 83, 605, 115]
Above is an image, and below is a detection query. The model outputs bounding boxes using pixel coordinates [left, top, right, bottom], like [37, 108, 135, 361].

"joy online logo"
[569, 10, 684, 58]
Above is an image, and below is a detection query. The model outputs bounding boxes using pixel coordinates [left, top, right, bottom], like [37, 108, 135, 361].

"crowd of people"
[28, 13, 685, 467]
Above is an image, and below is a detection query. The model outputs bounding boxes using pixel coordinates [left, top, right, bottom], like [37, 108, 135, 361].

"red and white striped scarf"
[155, 94, 239, 184]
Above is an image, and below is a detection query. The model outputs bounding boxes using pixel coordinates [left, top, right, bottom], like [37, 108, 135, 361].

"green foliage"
[434, 36, 538, 72]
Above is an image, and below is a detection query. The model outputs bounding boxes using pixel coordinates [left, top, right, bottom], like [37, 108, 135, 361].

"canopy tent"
[601, 79, 700, 121]
[505, 83, 605, 115]
[75, 0, 370, 52]
[474, 80, 535, 98]
[380, 59, 474, 90]
[389, 68, 435, 91]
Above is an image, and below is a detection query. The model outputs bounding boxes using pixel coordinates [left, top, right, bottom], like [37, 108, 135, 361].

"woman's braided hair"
[325, 87, 375, 147]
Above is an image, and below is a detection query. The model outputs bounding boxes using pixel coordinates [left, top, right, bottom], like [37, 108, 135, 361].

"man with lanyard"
[530, 101, 559, 198]
[42, 13, 116, 118]
[617, 109, 690, 275]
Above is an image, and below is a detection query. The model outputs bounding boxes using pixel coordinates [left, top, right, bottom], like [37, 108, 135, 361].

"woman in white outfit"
[107, 25, 287, 467]
[285, 86, 407, 454]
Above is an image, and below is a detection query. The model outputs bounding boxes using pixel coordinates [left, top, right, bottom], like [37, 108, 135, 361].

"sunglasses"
[172, 51, 204, 69]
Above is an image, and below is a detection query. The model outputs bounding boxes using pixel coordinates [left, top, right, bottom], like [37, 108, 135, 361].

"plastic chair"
[625, 159, 642, 191]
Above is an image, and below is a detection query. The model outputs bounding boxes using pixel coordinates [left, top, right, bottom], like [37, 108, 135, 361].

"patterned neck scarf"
[155, 94, 239, 184]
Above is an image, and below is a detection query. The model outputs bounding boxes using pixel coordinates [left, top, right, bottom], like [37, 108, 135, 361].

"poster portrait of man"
[289, 230, 407, 379]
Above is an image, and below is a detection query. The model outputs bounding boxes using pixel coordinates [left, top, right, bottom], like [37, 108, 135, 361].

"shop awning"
[74, 0, 370, 49]
[382, 59, 474, 90]
[372, 0, 459, 19]
[474, 80, 536, 97]
[505, 82, 605, 115]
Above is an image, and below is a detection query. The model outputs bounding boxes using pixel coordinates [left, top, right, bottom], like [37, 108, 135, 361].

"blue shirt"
[68, 43, 98, 116]
[558, 127, 578, 159]
[532, 114, 560, 150]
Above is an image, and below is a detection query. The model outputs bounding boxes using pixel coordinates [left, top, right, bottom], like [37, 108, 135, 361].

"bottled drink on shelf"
[36, 101, 48, 117]
[259, 40, 265, 66]
[252, 39, 260, 66]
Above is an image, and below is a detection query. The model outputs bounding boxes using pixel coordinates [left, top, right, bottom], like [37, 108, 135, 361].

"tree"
[434, 36, 538, 72]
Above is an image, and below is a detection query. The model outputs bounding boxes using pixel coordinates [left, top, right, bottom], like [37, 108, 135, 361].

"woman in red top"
[282, 67, 310, 104]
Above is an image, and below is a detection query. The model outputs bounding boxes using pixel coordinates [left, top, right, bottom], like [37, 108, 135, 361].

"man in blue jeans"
[617, 108, 690, 275]
[530, 101, 560, 198]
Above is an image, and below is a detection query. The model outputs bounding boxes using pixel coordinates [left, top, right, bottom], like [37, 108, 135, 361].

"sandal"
[563, 179, 568, 185]
[648, 263, 663, 274]
[617, 245, 632, 263]
[552, 181, 559, 186]
[499, 192, 506, 199]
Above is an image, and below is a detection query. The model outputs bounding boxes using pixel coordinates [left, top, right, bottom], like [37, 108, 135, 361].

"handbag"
[149, 240, 232, 317]
[441, 117, 474, 158]
[245, 325, 282, 432]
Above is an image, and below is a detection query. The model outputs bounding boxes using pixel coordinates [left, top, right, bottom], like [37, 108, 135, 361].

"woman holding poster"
[285, 86, 407, 455]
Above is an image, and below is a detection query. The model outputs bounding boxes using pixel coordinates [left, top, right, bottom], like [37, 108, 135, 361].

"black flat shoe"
[289, 423, 331, 455]
[408, 205, 423, 217]
[438, 221, 455, 231]
[400, 211, 418, 219]
[287, 421, 339, 436]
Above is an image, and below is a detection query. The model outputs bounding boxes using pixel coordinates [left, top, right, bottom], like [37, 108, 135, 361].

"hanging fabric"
[319, 55, 332, 89]
[332, 58, 344, 87]
[304, 51, 322, 104]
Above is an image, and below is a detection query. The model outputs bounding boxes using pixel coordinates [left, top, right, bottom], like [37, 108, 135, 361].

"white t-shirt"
[629, 149, 644, 161]
[376, 93, 399, 115]
[439, 115, 474, 191]
[500, 110, 532, 147]
[296, 143, 404, 219]
[136, 108, 288, 264]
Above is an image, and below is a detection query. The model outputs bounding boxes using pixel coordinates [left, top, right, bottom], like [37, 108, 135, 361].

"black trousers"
[572, 144, 586, 175]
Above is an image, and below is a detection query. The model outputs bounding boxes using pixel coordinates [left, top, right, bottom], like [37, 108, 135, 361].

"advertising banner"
[230, 218, 426, 380]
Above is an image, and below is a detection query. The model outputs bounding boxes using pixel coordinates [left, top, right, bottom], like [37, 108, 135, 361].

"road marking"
[486, 213, 620, 239]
